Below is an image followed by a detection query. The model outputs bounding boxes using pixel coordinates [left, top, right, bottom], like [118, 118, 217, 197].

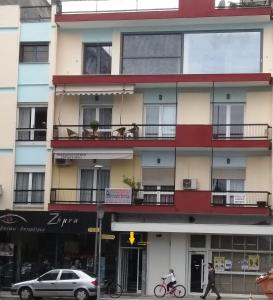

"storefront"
[0, 210, 116, 290]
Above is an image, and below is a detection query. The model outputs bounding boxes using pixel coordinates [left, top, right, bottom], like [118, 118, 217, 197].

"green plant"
[90, 120, 99, 131]
[122, 175, 141, 190]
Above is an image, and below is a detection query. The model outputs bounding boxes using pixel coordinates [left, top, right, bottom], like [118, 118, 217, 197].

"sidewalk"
[0, 292, 267, 300]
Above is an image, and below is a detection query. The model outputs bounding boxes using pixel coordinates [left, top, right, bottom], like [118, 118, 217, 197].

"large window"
[15, 172, 45, 204]
[84, 44, 112, 74]
[122, 31, 261, 75]
[80, 169, 110, 203]
[19, 43, 49, 63]
[144, 104, 176, 137]
[183, 31, 261, 74]
[122, 34, 182, 74]
[17, 106, 47, 141]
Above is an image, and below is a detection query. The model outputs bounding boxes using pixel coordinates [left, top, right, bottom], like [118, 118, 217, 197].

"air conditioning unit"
[55, 158, 71, 167]
[183, 178, 198, 190]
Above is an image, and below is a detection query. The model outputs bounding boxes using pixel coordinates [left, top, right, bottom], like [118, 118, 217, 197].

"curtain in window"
[145, 105, 159, 137]
[80, 170, 94, 202]
[31, 173, 45, 203]
[212, 179, 227, 192]
[18, 108, 31, 141]
[99, 108, 112, 137]
[230, 179, 244, 191]
[162, 106, 176, 137]
[213, 105, 227, 137]
[96, 170, 110, 203]
[230, 105, 244, 137]
[15, 173, 29, 203]
[83, 108, 96, 125]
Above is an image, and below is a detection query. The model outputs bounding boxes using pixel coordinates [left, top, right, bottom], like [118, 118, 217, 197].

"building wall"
[176, 156, 211, 190]
[0, 153, 15, 210]
[147, 232, 187, 295]
[178, 91, 211, 125]
[245, 156, 272, 191]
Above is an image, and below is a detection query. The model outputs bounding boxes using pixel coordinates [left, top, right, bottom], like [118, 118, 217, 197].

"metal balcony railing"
[14, 190, 44, 204]
[59, 0, 179, 14]
[211, 191, 271, 207]
[20, 6, 51, 22]
[16, 128, 47, 142]
[215, 0, 271, 8]
[53, 124, 176, 140]
[212, 124, 271, 140]
[50, 188, 175, 205]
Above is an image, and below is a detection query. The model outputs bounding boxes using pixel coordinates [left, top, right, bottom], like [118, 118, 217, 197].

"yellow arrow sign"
[129, 231, 135, 245]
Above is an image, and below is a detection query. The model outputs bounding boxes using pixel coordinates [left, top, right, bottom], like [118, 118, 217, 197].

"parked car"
[11, 269, 97, 300]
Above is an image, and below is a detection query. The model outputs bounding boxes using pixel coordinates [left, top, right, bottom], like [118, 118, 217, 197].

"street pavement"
[0, 291, 267, 300]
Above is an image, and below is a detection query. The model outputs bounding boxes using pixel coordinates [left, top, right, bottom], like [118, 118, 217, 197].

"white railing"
[61, 0, 179, 14]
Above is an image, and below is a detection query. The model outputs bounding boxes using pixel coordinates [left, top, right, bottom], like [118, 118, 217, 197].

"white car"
[11, 269, 97, 300]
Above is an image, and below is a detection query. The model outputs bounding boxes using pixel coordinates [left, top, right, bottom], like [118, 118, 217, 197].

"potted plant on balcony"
[90, 120, 99, 137]
[122, 175, 143, 204]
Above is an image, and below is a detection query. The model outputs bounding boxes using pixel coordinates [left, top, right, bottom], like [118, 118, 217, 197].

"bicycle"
[154, 278, 186, 298]
[103, 278, 123, 298]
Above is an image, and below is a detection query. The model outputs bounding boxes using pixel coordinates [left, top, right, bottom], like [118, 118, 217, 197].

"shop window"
[220, 236, 232, 249]
[232, 236, 245, 250]
[211, 235, 220, 248]
[245, 236, 257, 251]
[258, 236, 270, 251]
[190, 235, 206, 248]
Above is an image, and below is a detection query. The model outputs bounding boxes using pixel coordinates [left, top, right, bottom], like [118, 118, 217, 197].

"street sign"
[129, 231, 135, 245]
[101, 234, 115, 240]
[88, 227, 99, 233]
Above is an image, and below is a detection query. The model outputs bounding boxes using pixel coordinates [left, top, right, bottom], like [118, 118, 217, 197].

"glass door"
[190, 252, 206, 293]
[119, 248, 142, 293]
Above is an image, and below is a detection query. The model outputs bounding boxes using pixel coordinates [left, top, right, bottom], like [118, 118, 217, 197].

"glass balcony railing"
[14, 190, 44, 204]
[16, 128, 47, 142]
[215, 0, 271, 8]
[60, 0, 179, 14]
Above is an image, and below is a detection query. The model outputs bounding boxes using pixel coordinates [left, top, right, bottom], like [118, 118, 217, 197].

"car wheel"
[75, 288, 89, 300]
[19, 287, 33, 300]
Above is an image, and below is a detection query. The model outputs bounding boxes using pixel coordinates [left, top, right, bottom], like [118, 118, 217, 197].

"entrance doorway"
[119, 248, 142, 293]
[190, 253, 206, 293]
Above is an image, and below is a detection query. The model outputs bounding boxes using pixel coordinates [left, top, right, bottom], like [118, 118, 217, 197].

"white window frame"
[17, 105, 47, 141]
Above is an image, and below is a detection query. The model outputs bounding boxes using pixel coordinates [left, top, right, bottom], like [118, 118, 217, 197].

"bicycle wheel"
[109, 283, 123, 298]
[154, 284, 166, 298]
[173, 285, 186, 298]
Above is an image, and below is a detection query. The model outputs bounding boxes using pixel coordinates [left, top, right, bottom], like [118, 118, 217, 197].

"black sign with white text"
[0, 211, 110, 234]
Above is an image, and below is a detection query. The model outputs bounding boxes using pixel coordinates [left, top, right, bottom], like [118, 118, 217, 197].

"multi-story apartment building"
[1, 0, 273, 297]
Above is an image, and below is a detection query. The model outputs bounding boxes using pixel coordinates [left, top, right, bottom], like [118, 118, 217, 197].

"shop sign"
[101, 234, 115, 240]
[105, 188, 132, 204]
[0, 211, 111, 234]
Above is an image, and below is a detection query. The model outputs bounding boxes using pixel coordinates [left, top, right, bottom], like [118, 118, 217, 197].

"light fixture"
[159, 94, 163, 100]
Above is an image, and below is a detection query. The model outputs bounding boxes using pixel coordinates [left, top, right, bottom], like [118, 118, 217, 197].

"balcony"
[60, 0, 179, 14]
[215, 0, 271, 8]
[55, 0, 272, 26]
[212, 124, 271, 140]
[49, 188, 270, 216]
[51, 124, 271, 150]
[211, 191, 270, 207]
[50, 188, 175, 213]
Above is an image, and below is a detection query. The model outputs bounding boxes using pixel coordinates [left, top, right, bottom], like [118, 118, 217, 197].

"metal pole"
[93, 212, 98, 274]
[97, 216, 102, 300]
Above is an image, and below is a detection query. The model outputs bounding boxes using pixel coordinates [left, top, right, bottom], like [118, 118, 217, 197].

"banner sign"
[105, 188, 132, 204]
[0, 211, 110, 234]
